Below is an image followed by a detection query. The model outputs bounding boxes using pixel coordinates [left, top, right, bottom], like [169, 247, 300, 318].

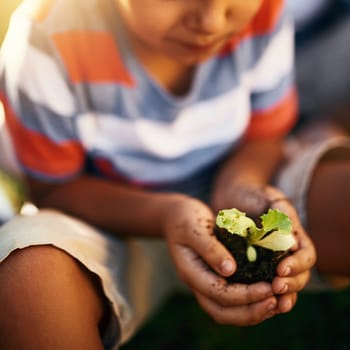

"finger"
[277, 236, 316, 277]
[185, 228, 237, 277]
[268, 199, 317, 276]
[272, 270, 311, 295]
[171, 245, 274, 306]
[266, 188, 300, 219]
[276, 292, 298, 314]
[194, 291, 278, 326]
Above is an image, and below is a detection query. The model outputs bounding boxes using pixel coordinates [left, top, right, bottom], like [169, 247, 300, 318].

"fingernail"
[221, 260, 234, 275]
[279, 284, 288, 294]
[283, 266, 291, 276]
[282, 299, 292, 312]
[267, 302, 277, 312]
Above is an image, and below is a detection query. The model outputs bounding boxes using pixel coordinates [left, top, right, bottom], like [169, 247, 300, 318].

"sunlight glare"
[20, 202, 39, 216]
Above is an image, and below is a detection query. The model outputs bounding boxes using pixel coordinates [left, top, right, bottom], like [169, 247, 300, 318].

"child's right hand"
[163, 195, 280, 326]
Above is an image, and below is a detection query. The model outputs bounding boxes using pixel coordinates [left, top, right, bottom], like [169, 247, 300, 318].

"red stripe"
[251, 0, 285, 34]
[94, 158, 129, 183]
[220, 0, 285, 54]
[0, 92, 85, 177]
[94, 158, 158, 188]
[245, 87, 298, 140]
[53, 31, 135, 85]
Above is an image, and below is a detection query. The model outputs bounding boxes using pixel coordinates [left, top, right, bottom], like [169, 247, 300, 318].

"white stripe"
[18, 46, 76, 117]
[77, 86, 250, 159]
[1, 14, 32, 103]
[248, 21, 294, 92]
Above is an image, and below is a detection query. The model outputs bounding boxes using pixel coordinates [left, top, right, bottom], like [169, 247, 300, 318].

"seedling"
[215, 208, 296, 283]
[216, 208, 295, 262]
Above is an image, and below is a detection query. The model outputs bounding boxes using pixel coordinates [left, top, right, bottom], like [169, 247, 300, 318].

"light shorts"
[0, 127, 349, 348]
[0, 210, 182, 349]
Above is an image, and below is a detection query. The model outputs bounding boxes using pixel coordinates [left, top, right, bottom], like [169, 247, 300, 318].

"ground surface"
[121, 287, 350, 350]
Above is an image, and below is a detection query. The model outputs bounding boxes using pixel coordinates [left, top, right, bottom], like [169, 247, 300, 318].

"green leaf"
[254, 232, 296, 251]
[216, 208, 296, 254]
[260, 209, 292, 235]
[216, 208, 257, 237]
[254, 209, 295, 251]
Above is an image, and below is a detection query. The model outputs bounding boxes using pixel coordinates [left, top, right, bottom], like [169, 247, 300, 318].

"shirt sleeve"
[245, 0, 298, 140]
[0, 9, 85, 182]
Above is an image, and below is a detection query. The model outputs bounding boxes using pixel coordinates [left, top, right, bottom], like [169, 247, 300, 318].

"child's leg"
[0, 209, 181, 348]
[0, 245, 108, 349]
[307, 159, 350, 275]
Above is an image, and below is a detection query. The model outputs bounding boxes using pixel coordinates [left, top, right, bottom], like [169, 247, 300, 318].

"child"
[0, 0, 316, 349]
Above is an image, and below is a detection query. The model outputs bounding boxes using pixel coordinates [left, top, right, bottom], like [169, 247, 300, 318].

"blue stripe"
[250, 72, 295, 112]
[17, 90, 77, 143]
[90, 141, 237, 185]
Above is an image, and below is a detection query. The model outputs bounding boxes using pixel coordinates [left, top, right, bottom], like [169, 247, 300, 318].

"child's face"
[115, 0, 263, 65]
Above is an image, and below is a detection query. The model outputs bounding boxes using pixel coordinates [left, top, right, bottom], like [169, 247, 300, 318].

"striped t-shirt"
[0, 0, 297, 193]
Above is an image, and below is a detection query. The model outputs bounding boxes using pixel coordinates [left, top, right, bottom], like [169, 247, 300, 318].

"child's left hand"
[269, 192, 317, 314]
[210, 182, 317, 314]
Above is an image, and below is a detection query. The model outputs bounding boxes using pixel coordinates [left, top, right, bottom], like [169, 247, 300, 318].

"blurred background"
[0, 1, 350, 350]
[0, 0, 21, 43]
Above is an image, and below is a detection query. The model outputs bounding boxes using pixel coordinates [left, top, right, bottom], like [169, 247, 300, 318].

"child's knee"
[0, 245, 75, 301]
[1, 245, 73, 280]
[0, 244, 104, 322]
[0, 245, 110, 348]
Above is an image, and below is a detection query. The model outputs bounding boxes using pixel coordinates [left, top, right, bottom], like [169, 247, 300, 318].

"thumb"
[192, 232, 237, 277]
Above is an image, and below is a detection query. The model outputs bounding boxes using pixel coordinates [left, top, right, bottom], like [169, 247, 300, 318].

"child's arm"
[26, 174, 184, 237]
[211, 138, 284, 216]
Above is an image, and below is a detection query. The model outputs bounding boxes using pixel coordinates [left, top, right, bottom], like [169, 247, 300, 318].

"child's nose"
[185, 1, 232, 35]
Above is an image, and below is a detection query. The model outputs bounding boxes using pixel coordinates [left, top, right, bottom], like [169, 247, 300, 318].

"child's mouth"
[177, 40, 223, 55]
